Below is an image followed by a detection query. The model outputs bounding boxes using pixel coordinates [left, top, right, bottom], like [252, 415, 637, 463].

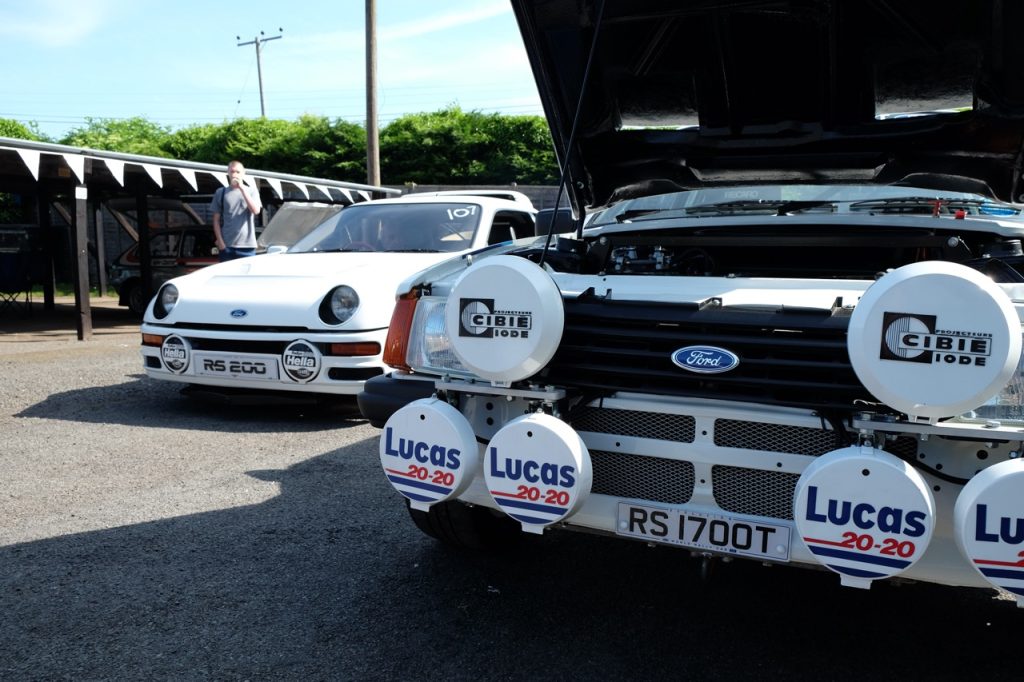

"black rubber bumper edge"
[357, 372, 437, 428]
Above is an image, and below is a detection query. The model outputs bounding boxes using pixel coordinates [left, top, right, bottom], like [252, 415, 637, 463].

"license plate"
[193, 352, 279, 380]
[616, 503, 792, 561]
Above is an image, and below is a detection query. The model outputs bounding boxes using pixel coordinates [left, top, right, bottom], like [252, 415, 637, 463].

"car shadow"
[2, 438, 1021, 680]
[15, 375, 366, 432]
[359, 524, 1021, 681]
[1, 439, 393, 679]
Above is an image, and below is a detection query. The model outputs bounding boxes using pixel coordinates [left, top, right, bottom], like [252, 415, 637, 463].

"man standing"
[212, 160, 262, 261]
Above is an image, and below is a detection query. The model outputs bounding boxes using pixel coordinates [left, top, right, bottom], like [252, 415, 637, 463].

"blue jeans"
[219, 246, 256, 262]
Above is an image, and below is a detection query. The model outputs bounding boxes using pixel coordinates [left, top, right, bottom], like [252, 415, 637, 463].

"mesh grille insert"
[564, 410, 916, 522]
[883, 435, 918, 460]
[571, 407, 696, 442]
[712, 466, 800, 520]
[714, 419, 840, 456]
[591, 451, 694, 504]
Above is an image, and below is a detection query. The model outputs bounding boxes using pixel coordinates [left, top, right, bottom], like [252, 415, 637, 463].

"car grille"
[570, 406, 695, 442]
[542, 296, 876, 413]
[327, 367, 384, 381]
[591, 451, 694, 503]
[566, 407, 917, 521]
[185, 337, 289, 354]
[165, 323, 311, 333]
[711, 466, 801, 520]
[714, 419, 842, 456]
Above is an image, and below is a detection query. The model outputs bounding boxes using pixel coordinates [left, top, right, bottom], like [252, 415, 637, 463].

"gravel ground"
[1, 304, 1022, 680]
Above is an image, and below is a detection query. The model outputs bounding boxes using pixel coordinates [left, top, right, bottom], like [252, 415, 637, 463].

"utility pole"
[236, 29, 284, 117]
[366, 0, 380, 185]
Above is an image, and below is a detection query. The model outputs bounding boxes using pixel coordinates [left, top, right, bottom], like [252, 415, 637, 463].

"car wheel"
[125, 282, 147, 315]
[407, 499, 523, 551]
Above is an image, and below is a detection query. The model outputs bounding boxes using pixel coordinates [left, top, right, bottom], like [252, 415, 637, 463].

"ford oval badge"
[671, 345, 739, 374]
[230, 309, 248, 319]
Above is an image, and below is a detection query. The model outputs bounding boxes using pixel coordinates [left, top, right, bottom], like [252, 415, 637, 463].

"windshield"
[259, 203, 345, 248]
[591, 184, 1020, 226]
[290, 202, 482, 254]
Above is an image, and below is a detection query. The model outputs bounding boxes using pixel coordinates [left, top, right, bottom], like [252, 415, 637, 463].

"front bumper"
[378, 387, 1018, 593]
[357, 372, 437, 427]
[140, 323, 388, 396]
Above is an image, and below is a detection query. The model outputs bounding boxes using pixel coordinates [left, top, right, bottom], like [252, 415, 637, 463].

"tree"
[161, 123, 221, 163]
[284, 115, 366, 180]
[162, 116, 365, 181]
[6, 109, 557, 186]
[59, 117, 172, 157]
[475, 113, 557, 184]
[0, 118, 49, 142]
[380, 106, 556, 185]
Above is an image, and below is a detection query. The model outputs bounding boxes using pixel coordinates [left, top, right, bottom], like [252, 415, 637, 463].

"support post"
[35, 188, 56, 311]
[366, 0, 380, 185]
[236, 30, 283, 118]
[71, 183, 92, 340]
[136, 190, 153, 307]
[94, 203, 107, 297]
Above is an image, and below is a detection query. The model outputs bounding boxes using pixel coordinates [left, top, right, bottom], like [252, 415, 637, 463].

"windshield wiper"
[686, 199, 835, 216]
[849, 196, 991, 214]
[616, 208, 667, 222]
[614, 199, 836, 222]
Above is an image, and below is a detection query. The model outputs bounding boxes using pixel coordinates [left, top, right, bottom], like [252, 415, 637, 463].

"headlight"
[963, 346, 1024, 424]
[320, 285, 359, 324]
[153, 283, 178, 319]
[405, 295, 468, 375]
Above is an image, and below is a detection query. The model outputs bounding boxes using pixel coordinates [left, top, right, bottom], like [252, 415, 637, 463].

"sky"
[0, 0, 544, 140]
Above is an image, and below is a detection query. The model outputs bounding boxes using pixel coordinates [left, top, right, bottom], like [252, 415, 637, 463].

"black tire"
[125, 281, 146, 315]
[407, 499, 523, 551]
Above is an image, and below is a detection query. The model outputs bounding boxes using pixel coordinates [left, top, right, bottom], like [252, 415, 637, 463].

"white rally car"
[139, 194, 536, 401]
[361, 0, 1024, 606]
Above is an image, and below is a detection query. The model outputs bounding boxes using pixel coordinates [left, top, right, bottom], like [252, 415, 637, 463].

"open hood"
[511, 0, 1024, 208]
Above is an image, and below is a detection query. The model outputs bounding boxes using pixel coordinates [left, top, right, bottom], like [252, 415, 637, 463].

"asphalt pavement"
[0, 300, 1021, 680]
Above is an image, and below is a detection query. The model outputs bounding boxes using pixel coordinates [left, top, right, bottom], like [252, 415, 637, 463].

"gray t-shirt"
[212, 184, 260, 248]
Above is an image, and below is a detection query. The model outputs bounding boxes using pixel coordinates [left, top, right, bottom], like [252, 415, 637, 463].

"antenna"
[236, 28, 284, 117]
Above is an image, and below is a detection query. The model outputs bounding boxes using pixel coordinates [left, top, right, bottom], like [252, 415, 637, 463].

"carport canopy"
[0, 136, 399, 339]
